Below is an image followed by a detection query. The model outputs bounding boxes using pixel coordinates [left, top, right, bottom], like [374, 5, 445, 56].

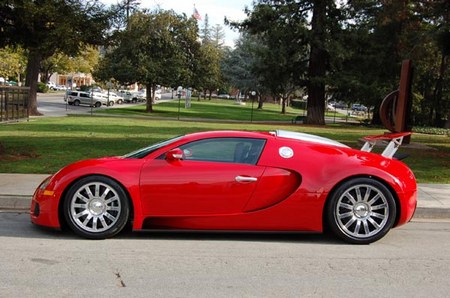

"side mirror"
[166, 148, 184, 161]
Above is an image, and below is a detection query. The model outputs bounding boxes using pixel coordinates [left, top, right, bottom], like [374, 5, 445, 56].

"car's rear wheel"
[63, 175, 129, 239]
[94, 102, 101, 108]
[326, 178, 396, 244]
[108, 101, 114, 107]
[131, 98, 137, 103]
[73, 100, 80, 106]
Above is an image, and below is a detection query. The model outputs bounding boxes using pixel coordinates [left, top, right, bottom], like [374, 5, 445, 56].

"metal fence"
[0, 86, 30, 122]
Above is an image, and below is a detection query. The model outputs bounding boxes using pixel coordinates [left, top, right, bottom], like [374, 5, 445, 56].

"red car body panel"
[30, 130, 417, 234]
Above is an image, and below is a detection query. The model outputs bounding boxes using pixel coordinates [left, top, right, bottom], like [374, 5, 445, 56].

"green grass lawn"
[0, 115, 449, 183]
[96, 98, 350, 122]
[99, 99, 302, 121]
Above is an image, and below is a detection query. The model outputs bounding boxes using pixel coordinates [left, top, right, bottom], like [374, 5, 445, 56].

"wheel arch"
[57, 174, 135, 230]
[322, 174, 401, 232]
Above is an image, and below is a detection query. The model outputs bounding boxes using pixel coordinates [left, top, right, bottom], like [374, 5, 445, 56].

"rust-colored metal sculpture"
[380, 60, 413, 143]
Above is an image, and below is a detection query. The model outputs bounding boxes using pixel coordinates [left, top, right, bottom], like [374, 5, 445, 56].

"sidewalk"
[0, 173, 449, 219]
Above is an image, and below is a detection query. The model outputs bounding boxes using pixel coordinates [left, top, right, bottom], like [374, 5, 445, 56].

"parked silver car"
[65, 91, 110, 107]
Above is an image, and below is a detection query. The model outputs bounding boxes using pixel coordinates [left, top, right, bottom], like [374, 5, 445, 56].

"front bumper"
[30, 187, 61, 229]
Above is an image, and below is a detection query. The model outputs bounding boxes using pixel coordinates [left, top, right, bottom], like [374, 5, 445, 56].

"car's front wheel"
[63, 175, 129, 239]
[326, 178, 396, 244]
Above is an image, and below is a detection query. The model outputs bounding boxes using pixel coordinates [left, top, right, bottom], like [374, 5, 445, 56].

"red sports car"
[30, 130, 417, 244]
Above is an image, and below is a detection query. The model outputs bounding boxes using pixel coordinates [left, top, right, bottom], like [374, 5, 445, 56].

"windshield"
[122, 136, 183, 159]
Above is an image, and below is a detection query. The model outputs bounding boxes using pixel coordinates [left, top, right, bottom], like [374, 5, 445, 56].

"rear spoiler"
[361, 132, 412, 159]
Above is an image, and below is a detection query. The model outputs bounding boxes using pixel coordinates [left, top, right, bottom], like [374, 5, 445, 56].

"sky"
[101, 0, 254, 47]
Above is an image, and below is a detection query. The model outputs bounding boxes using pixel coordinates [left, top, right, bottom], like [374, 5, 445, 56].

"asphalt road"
[36, 92, 174, 117]
[1, 212, 449, 297]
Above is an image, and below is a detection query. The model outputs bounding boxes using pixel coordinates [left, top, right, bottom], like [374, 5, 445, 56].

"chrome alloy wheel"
[335, 184, 389, 239]
[70, 182, 122, 233]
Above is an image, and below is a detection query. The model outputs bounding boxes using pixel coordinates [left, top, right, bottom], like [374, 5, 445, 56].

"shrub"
[290, 99, 306, 109]
[37, 82, 48, 93]
[413, 126, 450, 136]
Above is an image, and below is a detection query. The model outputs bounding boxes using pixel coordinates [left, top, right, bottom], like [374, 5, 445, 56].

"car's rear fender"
[322, 174, 405, 232]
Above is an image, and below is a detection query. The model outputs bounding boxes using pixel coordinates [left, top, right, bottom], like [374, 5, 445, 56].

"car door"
[79, 92, 91, 105]
[139, 137, 266, 216]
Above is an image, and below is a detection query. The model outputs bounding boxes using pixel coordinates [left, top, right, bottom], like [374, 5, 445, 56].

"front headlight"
[38, 176, 53, 191]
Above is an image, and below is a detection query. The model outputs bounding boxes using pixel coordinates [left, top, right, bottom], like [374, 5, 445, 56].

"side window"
[178, 138, 266, 165]
[80, 93, 90, 98]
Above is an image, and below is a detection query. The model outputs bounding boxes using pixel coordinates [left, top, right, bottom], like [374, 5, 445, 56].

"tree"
[200, 14, 212, 44]
[333, 0, 449, 127]
[0, 46, 26, 83]
[193, 42, 223, 100]
[0, 0, 112, 115]
[109, 0, 141, 29]
[421, 1, 450, 127]
[331, 0, 418, 124]
[94, 10, 200, 112]
[221, 34, 262, 102]
[40, 46, 100, 84]
[234, 0, 341, 121]
[236, 1, 311, 114]
[306, 0, 339, 124]
[211, 24, 226, 48]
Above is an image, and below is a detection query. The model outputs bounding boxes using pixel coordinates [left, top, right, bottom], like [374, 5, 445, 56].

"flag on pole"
[193, 6, 202, 20]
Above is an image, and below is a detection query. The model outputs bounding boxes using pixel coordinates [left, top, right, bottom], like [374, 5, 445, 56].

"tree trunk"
[257, 95, 263, 109]
[445, 112, 450, 129]
[306, 0, 327, 125]
[25, 50, 43, 116]
[432, 54, 447, 127]
[145, 85, 153, 112]
[281, 96, 286, 114]
[151, 84, 157, 104]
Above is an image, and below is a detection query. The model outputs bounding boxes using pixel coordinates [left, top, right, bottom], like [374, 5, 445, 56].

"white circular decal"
[279, 146, 294, 158]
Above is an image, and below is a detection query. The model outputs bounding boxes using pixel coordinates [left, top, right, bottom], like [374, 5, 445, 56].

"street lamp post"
[250, 91, 256, 123]
[106, 81, 113, 107]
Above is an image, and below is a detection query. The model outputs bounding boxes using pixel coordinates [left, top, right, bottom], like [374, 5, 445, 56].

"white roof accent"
[273, 130, 350, 148]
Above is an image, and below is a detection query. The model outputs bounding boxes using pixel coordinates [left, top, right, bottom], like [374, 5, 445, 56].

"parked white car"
[107, 92, 124, 104]
[54, 85, 67, 91]
[91, 92, 115, 106]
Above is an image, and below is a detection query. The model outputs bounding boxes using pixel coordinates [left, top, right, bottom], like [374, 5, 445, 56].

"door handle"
[235, 176, 258, 182]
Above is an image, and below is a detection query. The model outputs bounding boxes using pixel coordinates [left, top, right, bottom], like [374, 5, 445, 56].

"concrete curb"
[0, 195, 31, 211]
[413, 207, 450, 220]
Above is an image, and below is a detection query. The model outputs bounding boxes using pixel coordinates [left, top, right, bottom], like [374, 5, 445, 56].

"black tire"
[63, 175, 129, 239]
[117, 99, 123, 104]
[326, 177, 396, 244]
[131, 98, 137, 104]
[108, 101, 114, 107]
[73, 100, 80, 106]
[94, 102, 101, 108]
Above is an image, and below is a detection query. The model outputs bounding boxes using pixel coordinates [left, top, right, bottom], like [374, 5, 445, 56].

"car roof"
[274, 130, 349, 148]
[182, 130, 349, 148]
[68, 90, 90, 94]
